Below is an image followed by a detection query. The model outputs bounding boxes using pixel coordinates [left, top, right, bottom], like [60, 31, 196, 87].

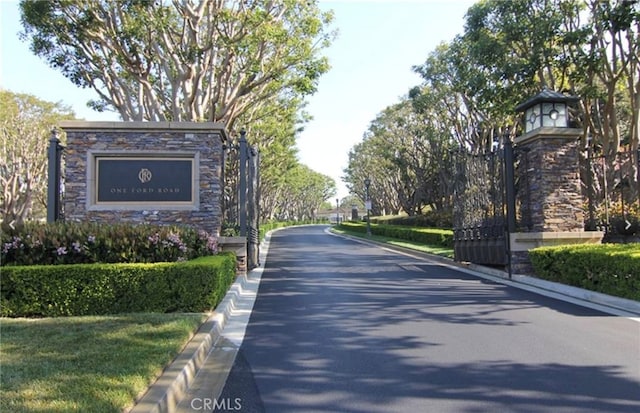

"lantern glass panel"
[555, 104, 568, 127]
[542, 103, 554, 127]
[525, 105, 540, 133]
[541, 102, 568, 127]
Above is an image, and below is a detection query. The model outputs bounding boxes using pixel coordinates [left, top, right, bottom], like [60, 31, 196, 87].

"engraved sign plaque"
[96, 158, 194, 203]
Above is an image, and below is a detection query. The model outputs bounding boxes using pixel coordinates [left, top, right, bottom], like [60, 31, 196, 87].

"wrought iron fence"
[582, 149, 640, 239]
[452, 148, 509, 266]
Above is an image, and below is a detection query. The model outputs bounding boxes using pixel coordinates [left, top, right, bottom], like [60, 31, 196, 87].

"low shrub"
[1, 222, 218, 266]
[339, 222, 454, 248]
[0, 254, 236, 317]
[529, 243, 640, 301]
[370, 210, 453, 229]
[259, 219, 328, 240]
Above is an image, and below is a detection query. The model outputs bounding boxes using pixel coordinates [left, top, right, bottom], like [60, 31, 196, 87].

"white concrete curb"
[130, 231, 273, 413]
[129, 276, 248, 413]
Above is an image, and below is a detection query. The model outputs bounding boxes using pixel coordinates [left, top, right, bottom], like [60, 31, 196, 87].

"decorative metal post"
[336, 198, 339, 225]
[504, 139, 516, 279]
[47, 128, 62, 222]
[247, 144, 260, 269]
[238, 129, 248, 237]
[364, 178, 372, 237]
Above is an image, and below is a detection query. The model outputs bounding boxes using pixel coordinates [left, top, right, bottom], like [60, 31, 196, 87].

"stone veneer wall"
[515, 129, 585, 233]
[60, 121, 227, 235]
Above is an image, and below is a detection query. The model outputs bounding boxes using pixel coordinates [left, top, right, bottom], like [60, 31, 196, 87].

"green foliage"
[221, 222, 241, 237]
[278, 164, 336, 220]
[259, 219, 328, 240]
[371, 210, 453, 229]
[338, 222, 453, 248]
[345, 0, 640, 217]
[1, 222, 218, 266]
[0, 90, 75, 229]
[591, 200, 640, 236]
[343, 99, 456, 217]
[18, 0, 335, 127]
[0, 254, 236, 317]
[529, 244, 640, 301]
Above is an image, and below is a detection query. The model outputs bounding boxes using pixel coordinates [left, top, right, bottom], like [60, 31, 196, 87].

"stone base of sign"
[218, 237, 247, 273]
[509, 231, 605, 274]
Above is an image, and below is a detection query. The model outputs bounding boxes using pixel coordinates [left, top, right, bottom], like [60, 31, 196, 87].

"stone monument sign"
[58, 121, 227, 235]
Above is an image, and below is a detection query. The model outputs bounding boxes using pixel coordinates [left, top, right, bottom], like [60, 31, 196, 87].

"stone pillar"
[510, 127, 604, 273]
[517, 128, 584, 232]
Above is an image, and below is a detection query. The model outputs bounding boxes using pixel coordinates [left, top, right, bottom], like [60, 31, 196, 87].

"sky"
[0, 0, 476, 200]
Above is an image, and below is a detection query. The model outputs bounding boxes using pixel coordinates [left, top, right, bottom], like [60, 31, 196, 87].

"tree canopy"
[19, 0, 334, 131]
[344, 0, 640, 218]
[19, 0, 338, 222]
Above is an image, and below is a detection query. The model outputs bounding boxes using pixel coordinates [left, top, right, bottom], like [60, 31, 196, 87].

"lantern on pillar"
[515, 88, 579, 133]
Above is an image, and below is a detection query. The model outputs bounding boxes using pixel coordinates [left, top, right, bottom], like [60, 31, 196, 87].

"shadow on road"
[219, 226, 640, 412]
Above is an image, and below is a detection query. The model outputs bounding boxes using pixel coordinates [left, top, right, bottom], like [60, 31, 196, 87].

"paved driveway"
[217, 225, 640, 413]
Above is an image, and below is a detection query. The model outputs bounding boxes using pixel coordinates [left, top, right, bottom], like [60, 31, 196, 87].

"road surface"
[217, 225, 640, 412]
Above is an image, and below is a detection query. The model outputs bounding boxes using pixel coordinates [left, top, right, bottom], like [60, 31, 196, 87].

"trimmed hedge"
[338, 222, 454, 248]
[370, 210, 453, 229]
[0, 253, 236, 317]
[529, 244, 640, 301]
[259, 219, 329, 240]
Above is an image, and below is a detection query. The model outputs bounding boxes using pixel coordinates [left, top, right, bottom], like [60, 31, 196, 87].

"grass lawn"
[0, 313, 207, 413]
[332, 227, 455, 259]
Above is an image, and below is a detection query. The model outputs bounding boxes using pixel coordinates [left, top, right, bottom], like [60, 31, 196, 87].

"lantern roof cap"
[515, 88, 579, 113]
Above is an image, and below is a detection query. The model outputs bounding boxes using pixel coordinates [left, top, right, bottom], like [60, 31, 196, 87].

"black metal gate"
[452, 142, 516, 268]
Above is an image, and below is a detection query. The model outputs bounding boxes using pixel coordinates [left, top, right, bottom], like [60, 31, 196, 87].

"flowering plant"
[1, 222, 218, 266]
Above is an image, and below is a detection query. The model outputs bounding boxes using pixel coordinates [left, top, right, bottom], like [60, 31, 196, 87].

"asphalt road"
[217, 225, 640, 413]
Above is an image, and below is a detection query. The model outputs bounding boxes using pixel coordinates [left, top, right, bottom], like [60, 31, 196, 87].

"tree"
[238, 96, 301, 222]
[19, 0, 337, 226]
[563, 0, 640, 155]
[413, 0, 583, 151]
[271, 164, 335, 221]
[345, 0, 639, 224]
[367, 102, 429, 216]
[0, 90, 75, 231]
[434, 0, 640, 155]
[19, 0, 334, 132]
[343, 96, 455, 218]
[343, 119, 404, 217]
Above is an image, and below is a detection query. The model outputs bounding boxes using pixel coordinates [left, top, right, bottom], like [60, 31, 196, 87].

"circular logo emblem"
[138, 168, 152, 183]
